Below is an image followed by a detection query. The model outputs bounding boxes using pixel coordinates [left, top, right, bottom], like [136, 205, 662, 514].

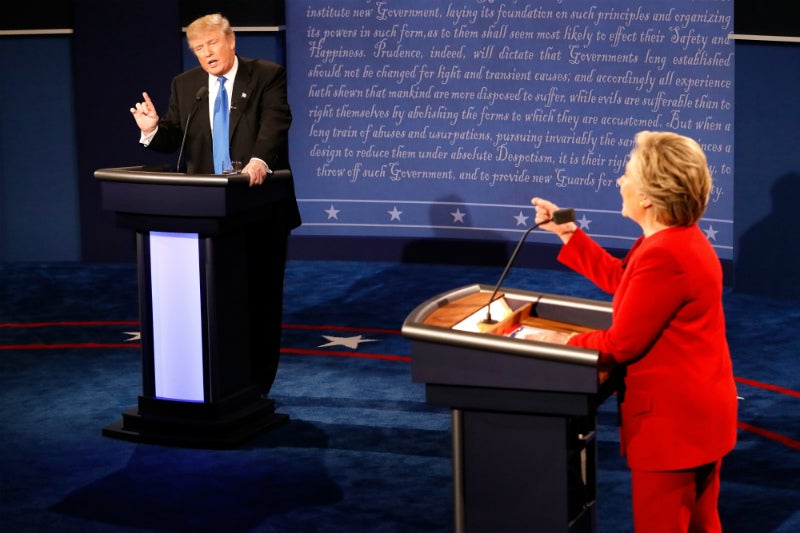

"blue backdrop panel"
[73, 0, 182, 262]
[286, 0, 734, 259]
[0, 37, 79, 261]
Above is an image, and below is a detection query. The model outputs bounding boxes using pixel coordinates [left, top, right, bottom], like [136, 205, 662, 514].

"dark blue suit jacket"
[148, 55, 301, 231]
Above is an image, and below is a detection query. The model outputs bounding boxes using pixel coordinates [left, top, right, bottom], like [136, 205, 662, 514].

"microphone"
[176, 85, 208, 172]
[481, 207, 576, 326]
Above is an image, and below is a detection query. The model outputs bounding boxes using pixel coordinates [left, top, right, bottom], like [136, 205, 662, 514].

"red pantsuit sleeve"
[557, 226, 738, 471]
[559, 229, 688, 366]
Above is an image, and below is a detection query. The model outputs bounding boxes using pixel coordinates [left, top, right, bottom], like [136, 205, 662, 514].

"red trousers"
[631, 460, 723, 533]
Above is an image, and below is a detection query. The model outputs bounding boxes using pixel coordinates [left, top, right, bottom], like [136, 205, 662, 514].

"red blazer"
[561, 225, 738, 471]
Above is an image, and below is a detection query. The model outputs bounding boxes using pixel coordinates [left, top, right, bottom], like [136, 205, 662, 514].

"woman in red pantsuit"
[531, 131, 738, 532]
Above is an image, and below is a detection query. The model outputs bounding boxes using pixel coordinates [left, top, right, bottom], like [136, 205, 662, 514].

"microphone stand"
[176, 86, 208, 172]
[481, 208, 576, 326]
[175, 113, 195, 173]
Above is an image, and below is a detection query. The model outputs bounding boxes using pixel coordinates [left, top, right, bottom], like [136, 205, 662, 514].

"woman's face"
[617, 156, 647, 223]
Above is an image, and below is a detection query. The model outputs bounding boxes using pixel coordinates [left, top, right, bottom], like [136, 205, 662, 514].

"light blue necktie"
[212, 76, 231, 174]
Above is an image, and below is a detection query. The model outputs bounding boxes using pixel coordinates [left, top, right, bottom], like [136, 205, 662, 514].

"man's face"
[189, 30, 236, 76]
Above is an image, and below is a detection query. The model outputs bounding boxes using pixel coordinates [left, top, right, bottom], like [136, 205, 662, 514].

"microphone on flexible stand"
[175, 85, 208, 172]
[481, 207, 576, 326]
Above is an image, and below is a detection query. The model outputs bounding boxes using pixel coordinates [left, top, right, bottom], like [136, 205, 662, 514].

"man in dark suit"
[130, 13, 300, 397]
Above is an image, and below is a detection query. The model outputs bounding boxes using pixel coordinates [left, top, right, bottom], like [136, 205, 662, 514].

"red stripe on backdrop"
[0, 321, 139, 328]
[0, 344, 410, 361]
[0, 322, 400, 334]
[3, 322, 798, 451]
[735, 376, 800, 398]
[0, 343, 139, 350]
[734, 377, 800, 451]
[737, 421, 800, 451]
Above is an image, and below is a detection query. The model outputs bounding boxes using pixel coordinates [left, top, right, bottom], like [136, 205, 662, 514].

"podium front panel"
[149, 232, 204, 401]
[411, 340, 601, 394]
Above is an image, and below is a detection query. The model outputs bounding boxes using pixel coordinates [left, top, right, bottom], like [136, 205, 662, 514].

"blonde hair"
[186, 13, 234, 42]
[629, 131, 712, 226]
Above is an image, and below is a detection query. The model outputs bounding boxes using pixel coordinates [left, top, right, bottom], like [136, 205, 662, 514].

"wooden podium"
[94, 165, 293, 448]
[402, 284, 616, 533]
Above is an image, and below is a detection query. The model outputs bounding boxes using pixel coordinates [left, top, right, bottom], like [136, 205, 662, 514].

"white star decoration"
[514, 211, 529, 226]
[325, 205, 340, 220]
[122, 331, 379, 351]
[388, 206, 403, 221]
[577, 214, 592, 230]
[450, 208, 466, 223]
[319, 335, 378, 350]
[704, 225, 718, 241]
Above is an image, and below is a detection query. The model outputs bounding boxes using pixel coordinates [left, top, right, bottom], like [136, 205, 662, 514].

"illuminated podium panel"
[95, 166, 293, 448]
[402, 284, 616, 533]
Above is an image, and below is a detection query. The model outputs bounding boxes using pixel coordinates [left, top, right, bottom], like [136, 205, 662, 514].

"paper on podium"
[452, 298, 513, 332]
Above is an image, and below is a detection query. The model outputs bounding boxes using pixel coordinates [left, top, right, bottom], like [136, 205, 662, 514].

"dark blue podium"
[95, 165, 293, 448]
[403, 284, 617, 533]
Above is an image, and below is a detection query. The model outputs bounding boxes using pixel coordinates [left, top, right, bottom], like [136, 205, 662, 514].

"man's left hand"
[243, 159, 270, 186]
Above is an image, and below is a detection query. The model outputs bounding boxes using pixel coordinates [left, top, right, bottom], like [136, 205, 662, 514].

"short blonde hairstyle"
[186, 13, 234, 43]
[629, 131, 712, 226]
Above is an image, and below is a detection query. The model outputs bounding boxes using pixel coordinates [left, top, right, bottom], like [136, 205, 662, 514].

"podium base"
[103, 388, 288, 449]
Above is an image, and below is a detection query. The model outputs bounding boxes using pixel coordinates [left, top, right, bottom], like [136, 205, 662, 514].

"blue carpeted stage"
[1, 260, 798, 532]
